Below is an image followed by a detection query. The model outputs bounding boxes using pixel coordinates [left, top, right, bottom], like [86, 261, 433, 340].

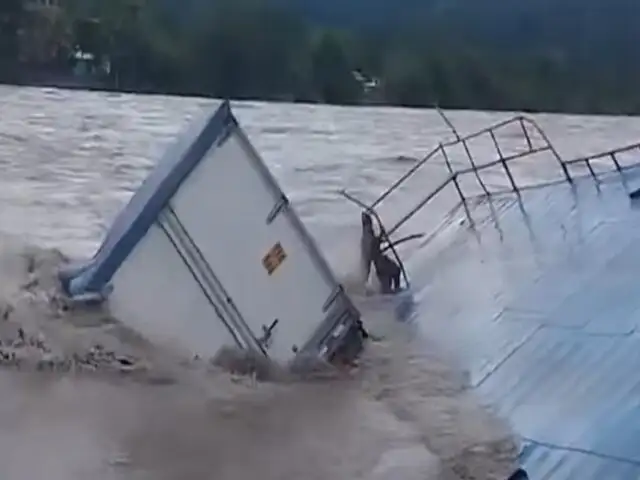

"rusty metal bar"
[490, 129, 518, 193]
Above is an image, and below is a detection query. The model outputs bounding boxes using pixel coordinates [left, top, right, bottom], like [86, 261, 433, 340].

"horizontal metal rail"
[520, 117, 571, 182]
[371, 113, 566, 234]
[387, 145, 554, 235]
[387, 174, 455, 237]
[560, 141, 640, 185]
[564, 143, 640, 165]
[340, 110, 640, 282]
[370, 143, 444, 209]
[370, 114, 569, 211]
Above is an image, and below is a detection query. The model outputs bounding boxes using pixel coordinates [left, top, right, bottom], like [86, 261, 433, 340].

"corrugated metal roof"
[412, 170, 640, 478]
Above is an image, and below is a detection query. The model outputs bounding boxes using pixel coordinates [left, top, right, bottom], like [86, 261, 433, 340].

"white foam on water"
[0, 235, 518, 480]
[323, 230, 372, 293]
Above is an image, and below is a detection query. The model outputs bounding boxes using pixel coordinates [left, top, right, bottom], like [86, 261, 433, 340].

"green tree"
[0, 0, 24, 77]
[191, 0, 311, 99]
[16, 0, 640, 114]
[73, 18, 104, 54]
[311, 31, 361, 104]
[380, 50, 431, 107]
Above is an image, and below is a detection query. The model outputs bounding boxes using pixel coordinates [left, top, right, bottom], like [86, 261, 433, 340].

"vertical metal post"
[559, 158, 573, 184]
[442, 144, 473, 223]
[387, 178, 453, 236]
[584, 159, 597, 180]
[441, 143, 454, 174]
[520, 118, 533, 151]
[369, 146, 442, 210]
[610, 152, 622, 172]
[441, 145, 471, 220]
[461, 138, 490, 196]
[452, 173, 473, 224]
[489, 129, 504, 159]
[437, 106, 462, 141]
[524, 118, 572, 183]
[438, 105, 488, 196]
[490, 129, 518, 193]
[377, 221, 410, 290]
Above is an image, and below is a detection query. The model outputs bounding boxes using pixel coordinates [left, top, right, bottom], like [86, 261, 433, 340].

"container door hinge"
[258, 319, 279, 350]
[266, 195, 289, 224]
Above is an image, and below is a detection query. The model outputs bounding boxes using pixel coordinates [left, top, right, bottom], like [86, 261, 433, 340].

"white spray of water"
[323, 230, 371, 292]
[322, 227, 387, 298]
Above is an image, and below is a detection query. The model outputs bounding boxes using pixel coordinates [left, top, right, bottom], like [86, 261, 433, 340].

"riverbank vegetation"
[1, 0, 639, 114]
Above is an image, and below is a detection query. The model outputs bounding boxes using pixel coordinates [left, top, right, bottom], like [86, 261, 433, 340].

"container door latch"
[258, 319, 279, 350]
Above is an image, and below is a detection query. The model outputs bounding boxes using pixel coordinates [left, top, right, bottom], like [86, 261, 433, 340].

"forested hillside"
[1, 0, 639, 113]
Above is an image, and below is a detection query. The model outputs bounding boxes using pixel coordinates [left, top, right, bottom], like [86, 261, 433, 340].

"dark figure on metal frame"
[360, 212, 402, 294]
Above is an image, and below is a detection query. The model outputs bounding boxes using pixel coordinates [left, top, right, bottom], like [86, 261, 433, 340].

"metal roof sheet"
[411, 170, 640, 478]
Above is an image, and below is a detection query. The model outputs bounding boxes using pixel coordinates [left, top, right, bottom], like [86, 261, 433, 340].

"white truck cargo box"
[59, 101, 362, 366]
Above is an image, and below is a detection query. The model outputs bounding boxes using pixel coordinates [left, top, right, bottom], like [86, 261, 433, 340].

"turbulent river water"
[1, 85, 640, 480]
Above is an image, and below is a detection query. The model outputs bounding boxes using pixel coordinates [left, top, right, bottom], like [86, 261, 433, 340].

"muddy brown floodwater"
[2, 85, 639, 479]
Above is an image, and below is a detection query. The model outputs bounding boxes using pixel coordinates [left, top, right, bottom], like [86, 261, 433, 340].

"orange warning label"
[262, 242, 287, 275]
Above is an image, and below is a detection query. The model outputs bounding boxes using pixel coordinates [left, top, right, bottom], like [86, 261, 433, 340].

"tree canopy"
[0, 0, 25, 78]
[2, 0, 640, 114]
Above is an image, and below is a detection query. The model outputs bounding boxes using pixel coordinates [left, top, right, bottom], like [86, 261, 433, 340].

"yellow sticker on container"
[262, 242, 287, 275]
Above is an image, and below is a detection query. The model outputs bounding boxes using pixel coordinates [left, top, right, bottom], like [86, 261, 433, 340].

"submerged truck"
[59, 101, 364, 369]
